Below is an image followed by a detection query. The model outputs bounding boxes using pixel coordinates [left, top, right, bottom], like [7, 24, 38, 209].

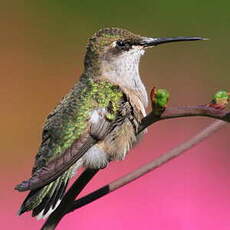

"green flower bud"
[214, 90, 229, 101]
[156, 89, 170, 108]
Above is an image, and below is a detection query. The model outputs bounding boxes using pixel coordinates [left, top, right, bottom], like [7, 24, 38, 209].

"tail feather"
[38, 178, 69, 219]
[17, 162, 82, 219]
[17, 188, 40, 215]
[33, 178, 69, 218]
[51, 178, 69, 209]
[32, 193, 52, 218]
[17, 184, 53, 215]
[33, 178, 60, 217]
[43, 179, 62, 214]
[18, 172, 70, 219]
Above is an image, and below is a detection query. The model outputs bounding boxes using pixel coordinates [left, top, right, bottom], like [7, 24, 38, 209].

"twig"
[139, 105, 229, 132]
[41, 99, 229, 229]
[66, 120, 226, 213]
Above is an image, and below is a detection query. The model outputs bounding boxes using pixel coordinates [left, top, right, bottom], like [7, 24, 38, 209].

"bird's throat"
[100, 48, 148, 107]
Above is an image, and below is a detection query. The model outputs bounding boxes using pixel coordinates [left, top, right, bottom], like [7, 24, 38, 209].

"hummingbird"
[15, 27, 205, 219]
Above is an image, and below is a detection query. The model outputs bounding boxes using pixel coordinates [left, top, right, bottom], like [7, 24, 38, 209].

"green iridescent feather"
[34, 78, 123, 172]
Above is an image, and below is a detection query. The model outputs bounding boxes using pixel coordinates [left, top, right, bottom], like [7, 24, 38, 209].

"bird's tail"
[17, 165, 77, 219]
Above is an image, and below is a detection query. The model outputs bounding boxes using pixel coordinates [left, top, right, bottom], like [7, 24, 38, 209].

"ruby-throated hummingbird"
[16, 27, 205, 219]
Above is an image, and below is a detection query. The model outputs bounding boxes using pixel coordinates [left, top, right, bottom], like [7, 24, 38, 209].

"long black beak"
[141, 36, 208, 47]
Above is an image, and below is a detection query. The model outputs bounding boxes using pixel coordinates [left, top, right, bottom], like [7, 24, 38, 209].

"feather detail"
[18, 161, 82, 219]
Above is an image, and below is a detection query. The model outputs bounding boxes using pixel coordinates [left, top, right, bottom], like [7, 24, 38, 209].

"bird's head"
[84, 27, 206, 78]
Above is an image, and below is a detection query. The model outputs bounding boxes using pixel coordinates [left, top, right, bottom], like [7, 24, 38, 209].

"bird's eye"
[116, 40, 127, 48]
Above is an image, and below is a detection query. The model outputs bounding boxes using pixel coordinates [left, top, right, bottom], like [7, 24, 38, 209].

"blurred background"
[1, 1, 229, 229]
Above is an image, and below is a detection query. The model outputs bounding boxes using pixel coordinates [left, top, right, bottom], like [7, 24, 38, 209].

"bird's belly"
[98, 118, 138, 162]
[82, 119, 140, 169]
[82, 145, 108, 169]
[103, 119, 137, 160]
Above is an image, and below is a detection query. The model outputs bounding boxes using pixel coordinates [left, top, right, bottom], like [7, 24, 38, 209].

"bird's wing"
[15, 79, 131, 191]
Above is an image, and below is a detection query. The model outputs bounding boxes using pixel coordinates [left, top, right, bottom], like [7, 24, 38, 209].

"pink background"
[1, 2, 229, 230]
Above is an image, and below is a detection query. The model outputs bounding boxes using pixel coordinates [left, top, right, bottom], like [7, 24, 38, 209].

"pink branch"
[41, 102, 229, 230]
[66, 120, 227, 213]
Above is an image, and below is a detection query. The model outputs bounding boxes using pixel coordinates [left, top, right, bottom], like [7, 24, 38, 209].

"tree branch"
[66, 120, 226, 213]
[41, 90, 229, 230]
[139, 105, 229, 133]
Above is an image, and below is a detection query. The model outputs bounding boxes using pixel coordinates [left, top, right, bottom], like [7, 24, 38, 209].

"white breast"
[101, 46, 148, 108]
[82, 145, 108, 169]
